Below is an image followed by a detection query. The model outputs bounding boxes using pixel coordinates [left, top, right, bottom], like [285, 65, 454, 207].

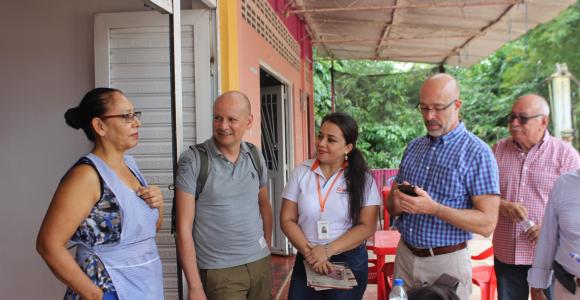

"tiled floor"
[271, 255, 295, 300]
[271, 234, 494, 300]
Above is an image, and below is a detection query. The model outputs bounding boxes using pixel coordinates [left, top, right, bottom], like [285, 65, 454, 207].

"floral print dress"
[64, 157, 122, 299]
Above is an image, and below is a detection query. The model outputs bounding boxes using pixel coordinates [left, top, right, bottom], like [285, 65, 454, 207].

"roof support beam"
[288, 1, 521, 14]
[441, 1, 519, 64]
[310, 16, 389, 26]
[310, 17, 482, 34]
[375, 0, 398, 58]
[312, 34, 475, 44]
[320, 54, 448, 61]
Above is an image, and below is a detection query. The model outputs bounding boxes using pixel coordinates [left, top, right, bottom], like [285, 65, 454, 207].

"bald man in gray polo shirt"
[175, 91, 273, 300]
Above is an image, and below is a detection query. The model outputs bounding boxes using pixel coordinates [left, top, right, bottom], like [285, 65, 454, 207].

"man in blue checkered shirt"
[387, 73, 500, 300]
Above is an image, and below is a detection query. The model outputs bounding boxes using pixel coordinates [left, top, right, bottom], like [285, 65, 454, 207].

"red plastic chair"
[367, 186, 395, 300]
[367, 247, 379, 284]
[367, 187, 390, 277]
[381, 186, 391, 229]
[367, 253, 394, 300]
[471, 246, 496, 300]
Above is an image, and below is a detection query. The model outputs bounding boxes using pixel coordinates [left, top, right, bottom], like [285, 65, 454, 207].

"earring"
[344, 152, 348, 161]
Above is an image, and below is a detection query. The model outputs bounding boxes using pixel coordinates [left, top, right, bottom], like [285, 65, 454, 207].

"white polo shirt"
[282, 159, 381, 245]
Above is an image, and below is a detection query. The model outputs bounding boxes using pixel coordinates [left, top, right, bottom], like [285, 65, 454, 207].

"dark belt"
[553, 261, 580, 295]
[404, 240, 467, 257]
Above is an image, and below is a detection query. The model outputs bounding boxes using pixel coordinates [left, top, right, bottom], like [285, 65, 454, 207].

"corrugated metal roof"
[287, 0, 576, 66]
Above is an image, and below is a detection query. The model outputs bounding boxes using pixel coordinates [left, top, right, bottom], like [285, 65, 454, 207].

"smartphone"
[398, 183, 418, 197]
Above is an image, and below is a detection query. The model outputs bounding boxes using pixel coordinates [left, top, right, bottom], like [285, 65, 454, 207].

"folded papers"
[303, 261, 358, 291]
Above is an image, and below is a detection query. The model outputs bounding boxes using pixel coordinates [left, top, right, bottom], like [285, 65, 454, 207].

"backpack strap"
[192, 144, 209, 199]
[192, 142, 262, 199]
[170, 143, 208, 235]
[171, 142, 263, 235]
[245, 142, 264, 183]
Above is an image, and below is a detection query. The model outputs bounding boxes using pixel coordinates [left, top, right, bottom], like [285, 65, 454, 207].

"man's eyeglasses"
[416, 99, 457, 114]
[506, 113, 544, 125]
[100, 112, 142, 123]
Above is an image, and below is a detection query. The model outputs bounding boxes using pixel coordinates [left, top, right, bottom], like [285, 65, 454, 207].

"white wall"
[0, 0, 176, 298]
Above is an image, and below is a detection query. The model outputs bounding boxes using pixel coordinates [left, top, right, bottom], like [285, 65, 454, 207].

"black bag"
[553, 260, 577, 295]
[407, 273, 461, 300]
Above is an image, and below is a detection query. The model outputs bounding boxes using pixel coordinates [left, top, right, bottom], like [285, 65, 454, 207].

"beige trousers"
[393, 241, 472, 300]
[200, 255, 272, 300]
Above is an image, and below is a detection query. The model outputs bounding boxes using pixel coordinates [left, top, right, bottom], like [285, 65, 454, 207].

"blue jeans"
[494, 257, 553, 300]
[288, 244, 368, 300]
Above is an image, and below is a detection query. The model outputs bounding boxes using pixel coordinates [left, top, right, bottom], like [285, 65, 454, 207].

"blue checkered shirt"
[395, 122, 499, 248]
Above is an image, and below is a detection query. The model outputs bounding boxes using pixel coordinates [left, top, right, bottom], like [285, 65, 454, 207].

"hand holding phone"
[398, 183, 418, 197]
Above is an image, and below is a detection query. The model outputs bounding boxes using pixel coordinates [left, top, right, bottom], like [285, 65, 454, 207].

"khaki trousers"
[200, 255, 272, 300]
[393, 241, 472, 300]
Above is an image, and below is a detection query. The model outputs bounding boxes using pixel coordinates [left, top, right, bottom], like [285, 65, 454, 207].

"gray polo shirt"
[175, 138, 270, 269]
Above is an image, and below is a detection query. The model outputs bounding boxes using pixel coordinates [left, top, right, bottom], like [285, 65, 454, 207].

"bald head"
[215, 90, 252, 116]
[212, 90, 254, 150]
[420, 73, 460, 103]
[514, 94, 550, 116]
[418, 73, 462, 137]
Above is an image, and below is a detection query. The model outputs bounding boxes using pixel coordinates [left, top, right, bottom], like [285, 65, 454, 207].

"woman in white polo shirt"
[281, 112, 380, 299]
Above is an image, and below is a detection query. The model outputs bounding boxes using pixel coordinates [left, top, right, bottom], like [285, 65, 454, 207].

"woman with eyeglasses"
[36, 88, 164, 300]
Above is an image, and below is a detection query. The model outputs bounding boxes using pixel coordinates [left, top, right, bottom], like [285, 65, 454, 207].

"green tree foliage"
[313, 2, 580, 168]
[451, 1, 580, 146]
[333, 62, 432, 168]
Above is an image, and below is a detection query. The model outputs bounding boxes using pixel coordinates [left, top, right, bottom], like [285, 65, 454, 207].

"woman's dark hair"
[64, 87, 121, 141]
[321, 112, 369, 226]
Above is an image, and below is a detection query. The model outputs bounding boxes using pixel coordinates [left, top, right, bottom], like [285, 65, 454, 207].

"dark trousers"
[495, 257, 553, 300]
[288, 244, 368, 300]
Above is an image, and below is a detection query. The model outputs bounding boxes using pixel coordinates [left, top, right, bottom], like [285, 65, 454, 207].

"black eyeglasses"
[417, 99, 457, 114]
[506, 113, 544, 125]
[100, 112, 142, 123]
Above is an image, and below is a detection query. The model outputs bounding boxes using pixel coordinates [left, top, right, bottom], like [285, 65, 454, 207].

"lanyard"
[315, 165, 345, 213]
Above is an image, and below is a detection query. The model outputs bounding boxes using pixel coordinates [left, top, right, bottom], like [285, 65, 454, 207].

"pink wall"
[236, 0, 313, 165]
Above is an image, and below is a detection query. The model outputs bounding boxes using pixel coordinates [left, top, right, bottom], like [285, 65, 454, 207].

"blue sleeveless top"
[65, 154, 163, 299]
[64, 157, 121, 299]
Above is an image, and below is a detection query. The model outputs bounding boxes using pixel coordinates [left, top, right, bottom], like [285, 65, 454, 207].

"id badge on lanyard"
[315, 167, 344, 240]
[317, 220, 330, 240]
